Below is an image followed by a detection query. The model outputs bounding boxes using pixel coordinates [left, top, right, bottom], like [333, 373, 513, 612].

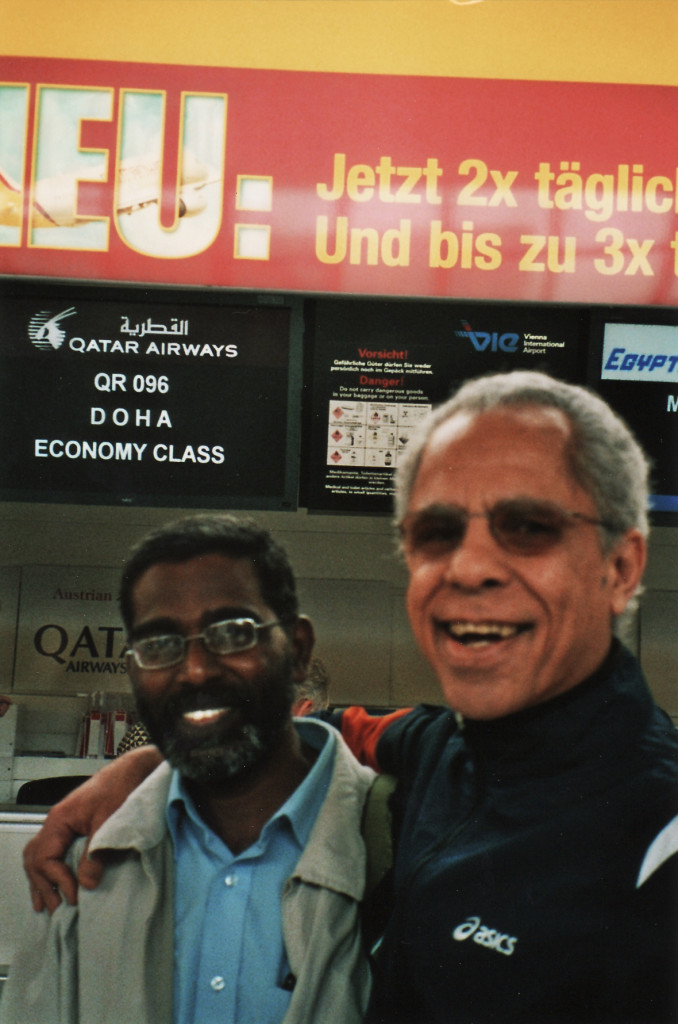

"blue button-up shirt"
[166, 720, 335, 1024]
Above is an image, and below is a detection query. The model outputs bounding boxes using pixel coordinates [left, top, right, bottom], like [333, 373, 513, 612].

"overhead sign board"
[590, 312, 678, 516]
[2, 57, 678, 305]
[303, 299, 589, 513]
[601, 324, 678, 384]
[0, 282, 300, 509]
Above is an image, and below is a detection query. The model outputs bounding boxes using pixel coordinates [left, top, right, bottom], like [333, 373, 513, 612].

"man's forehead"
[409, 403, 586, 510]
[131, 552, 263, 618]
[428, 403, 573, 450]
[139, 549, 255, 575]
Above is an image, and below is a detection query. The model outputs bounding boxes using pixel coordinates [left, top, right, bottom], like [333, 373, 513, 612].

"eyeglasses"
[399, 499, 618, 558]
[127, 617, 281, 670]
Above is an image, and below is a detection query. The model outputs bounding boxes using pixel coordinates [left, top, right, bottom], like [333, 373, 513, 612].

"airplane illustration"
[0, 150, 221, 228]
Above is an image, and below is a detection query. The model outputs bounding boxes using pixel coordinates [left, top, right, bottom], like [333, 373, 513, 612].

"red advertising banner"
[2, 57, 678, 305]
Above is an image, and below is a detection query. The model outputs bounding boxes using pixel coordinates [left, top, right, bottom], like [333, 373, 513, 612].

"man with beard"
[1, 514, 375, 1024]
[114, 656, 331, 754]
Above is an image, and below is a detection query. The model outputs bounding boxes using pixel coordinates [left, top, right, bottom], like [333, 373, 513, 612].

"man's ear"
[607, 529, 647, 616]
[290, 615, 315, 682]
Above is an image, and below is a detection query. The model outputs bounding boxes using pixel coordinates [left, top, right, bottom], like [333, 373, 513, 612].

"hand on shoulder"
[23, 746, 163, 914]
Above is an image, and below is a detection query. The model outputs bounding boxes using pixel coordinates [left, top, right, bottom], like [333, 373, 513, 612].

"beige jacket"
[1, 721, 376, 1024]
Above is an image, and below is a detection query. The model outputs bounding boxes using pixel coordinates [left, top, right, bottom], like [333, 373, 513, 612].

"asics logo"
[452, 915, 518, 957]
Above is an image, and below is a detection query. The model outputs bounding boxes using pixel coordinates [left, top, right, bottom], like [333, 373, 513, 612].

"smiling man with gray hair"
[340, 370, 678, 1022]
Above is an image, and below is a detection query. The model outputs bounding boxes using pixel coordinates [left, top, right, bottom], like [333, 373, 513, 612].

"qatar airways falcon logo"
[452, 915, 518, 956]
[28, 307, 77, 350]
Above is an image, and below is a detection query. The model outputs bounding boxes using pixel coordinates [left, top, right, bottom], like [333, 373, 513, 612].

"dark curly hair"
[119, 513, 299, 633]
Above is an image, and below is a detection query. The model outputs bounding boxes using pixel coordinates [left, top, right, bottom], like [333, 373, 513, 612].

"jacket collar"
[89, 761, 173, 855]
[291, 721, 375, 901]
[460, 641, 654, 784]
[89, 720, 376, 903]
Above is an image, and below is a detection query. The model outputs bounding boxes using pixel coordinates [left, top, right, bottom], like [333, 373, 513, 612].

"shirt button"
[224, 874, 238, 887]
[210, 976, 225, 992]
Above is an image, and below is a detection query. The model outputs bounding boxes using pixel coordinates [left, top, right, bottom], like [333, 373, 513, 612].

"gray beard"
[133, 660, 295, 786]
[162, 720, 271, 784]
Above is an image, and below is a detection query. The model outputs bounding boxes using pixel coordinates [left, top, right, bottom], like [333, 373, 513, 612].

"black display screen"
[0, 281, 301, 509]
[302, 298, 590, 514]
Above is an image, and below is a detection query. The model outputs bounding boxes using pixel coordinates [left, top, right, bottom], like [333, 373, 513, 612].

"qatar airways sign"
[0, 284, 297, 509]
[2, 57, 678, 305]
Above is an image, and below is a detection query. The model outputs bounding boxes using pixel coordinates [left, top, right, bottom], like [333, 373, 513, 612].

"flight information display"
[0, 282, 301, 509]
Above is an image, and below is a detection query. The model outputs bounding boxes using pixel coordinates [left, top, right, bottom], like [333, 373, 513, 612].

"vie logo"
[455, 321, 519, 353]
[452, 915, 518, 957]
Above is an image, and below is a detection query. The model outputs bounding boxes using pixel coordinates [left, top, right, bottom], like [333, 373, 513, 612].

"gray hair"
[294, 657, 330, 711]
[394, 370, 651, 549]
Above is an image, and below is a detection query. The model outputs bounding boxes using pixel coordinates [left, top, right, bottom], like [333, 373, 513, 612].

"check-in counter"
[10, 757, 105, 803]
[0, 757, 107, 1002]
[0, 808, 47, 999]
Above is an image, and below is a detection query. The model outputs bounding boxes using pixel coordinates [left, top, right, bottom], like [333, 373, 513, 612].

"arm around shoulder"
[23, 746, 163, 914]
